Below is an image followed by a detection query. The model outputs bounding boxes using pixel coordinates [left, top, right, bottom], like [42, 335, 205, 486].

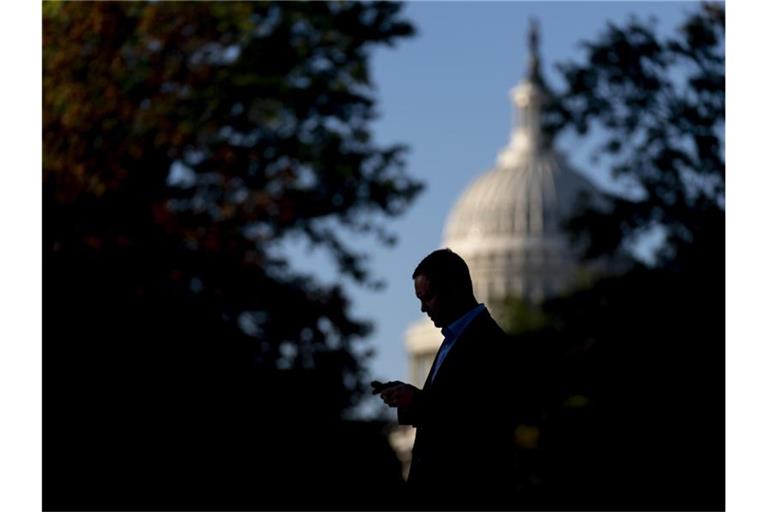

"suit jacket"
[399, 309, 520, 507]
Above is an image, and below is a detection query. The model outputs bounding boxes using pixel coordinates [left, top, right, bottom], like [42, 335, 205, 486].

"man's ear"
[445, 284, 461, 300]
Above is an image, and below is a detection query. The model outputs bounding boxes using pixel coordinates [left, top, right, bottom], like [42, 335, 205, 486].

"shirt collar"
[441, 303, 486, 340]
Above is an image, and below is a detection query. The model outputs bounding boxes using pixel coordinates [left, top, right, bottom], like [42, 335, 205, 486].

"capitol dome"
[443, 21, 599, 306]
[404, 21, 602, 384]
[444, 148, 597, 243]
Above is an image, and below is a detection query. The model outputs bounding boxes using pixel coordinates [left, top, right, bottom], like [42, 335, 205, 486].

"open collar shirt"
[428, 303, 486, 384]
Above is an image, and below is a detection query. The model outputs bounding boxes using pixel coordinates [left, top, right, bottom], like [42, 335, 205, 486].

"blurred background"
[43, 1, 724, 510]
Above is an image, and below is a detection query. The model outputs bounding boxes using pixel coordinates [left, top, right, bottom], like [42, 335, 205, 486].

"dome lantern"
[498, 19, 550, 168]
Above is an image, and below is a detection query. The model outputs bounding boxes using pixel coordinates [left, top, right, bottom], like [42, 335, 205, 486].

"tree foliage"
[44, 0, 421, 404]
[43, 2, 419, 508]
[511, 4, 725, 509]
[546, 2, 724, 266]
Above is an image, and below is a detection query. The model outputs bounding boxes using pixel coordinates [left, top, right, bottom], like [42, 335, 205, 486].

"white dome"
[444, 150, 597, 244]
[439, 22, 601, 306]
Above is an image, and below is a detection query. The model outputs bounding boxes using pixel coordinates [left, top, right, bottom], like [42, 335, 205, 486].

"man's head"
[412, 249, 477, 328]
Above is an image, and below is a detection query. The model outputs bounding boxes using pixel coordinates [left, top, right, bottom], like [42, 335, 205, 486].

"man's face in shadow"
[414, 274, 451, 328]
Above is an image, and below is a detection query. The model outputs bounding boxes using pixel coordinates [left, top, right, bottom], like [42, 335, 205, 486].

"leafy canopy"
[44, 1, 421, 411]
[545, 2, 724, 267]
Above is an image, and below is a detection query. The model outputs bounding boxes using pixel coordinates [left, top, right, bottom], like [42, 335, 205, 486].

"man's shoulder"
[462, 310, 509, 350]
[476, 309, 508, 337]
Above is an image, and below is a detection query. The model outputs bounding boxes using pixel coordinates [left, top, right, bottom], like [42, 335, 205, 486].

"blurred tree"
[513, 3, 725, 509]
[43, 2, 418, 509]
[546, 2, 724, 267]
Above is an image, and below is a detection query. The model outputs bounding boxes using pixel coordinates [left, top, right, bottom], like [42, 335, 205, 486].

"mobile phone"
[370, 380, 398, 394]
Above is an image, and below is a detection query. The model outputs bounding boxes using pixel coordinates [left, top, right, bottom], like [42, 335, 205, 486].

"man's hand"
[371, 380, 418, 408]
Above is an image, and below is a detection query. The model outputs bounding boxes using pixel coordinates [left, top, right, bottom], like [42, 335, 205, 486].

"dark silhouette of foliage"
[43, 2, 419, 509]
[510, 4, 724, 510]
[545, 3, 724, 265]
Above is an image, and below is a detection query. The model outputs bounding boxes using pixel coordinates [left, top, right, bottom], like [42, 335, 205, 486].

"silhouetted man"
[373, 249, 518, 509]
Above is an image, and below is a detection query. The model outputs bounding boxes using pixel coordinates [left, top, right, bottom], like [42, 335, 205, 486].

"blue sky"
[280, 1, 698, 414]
